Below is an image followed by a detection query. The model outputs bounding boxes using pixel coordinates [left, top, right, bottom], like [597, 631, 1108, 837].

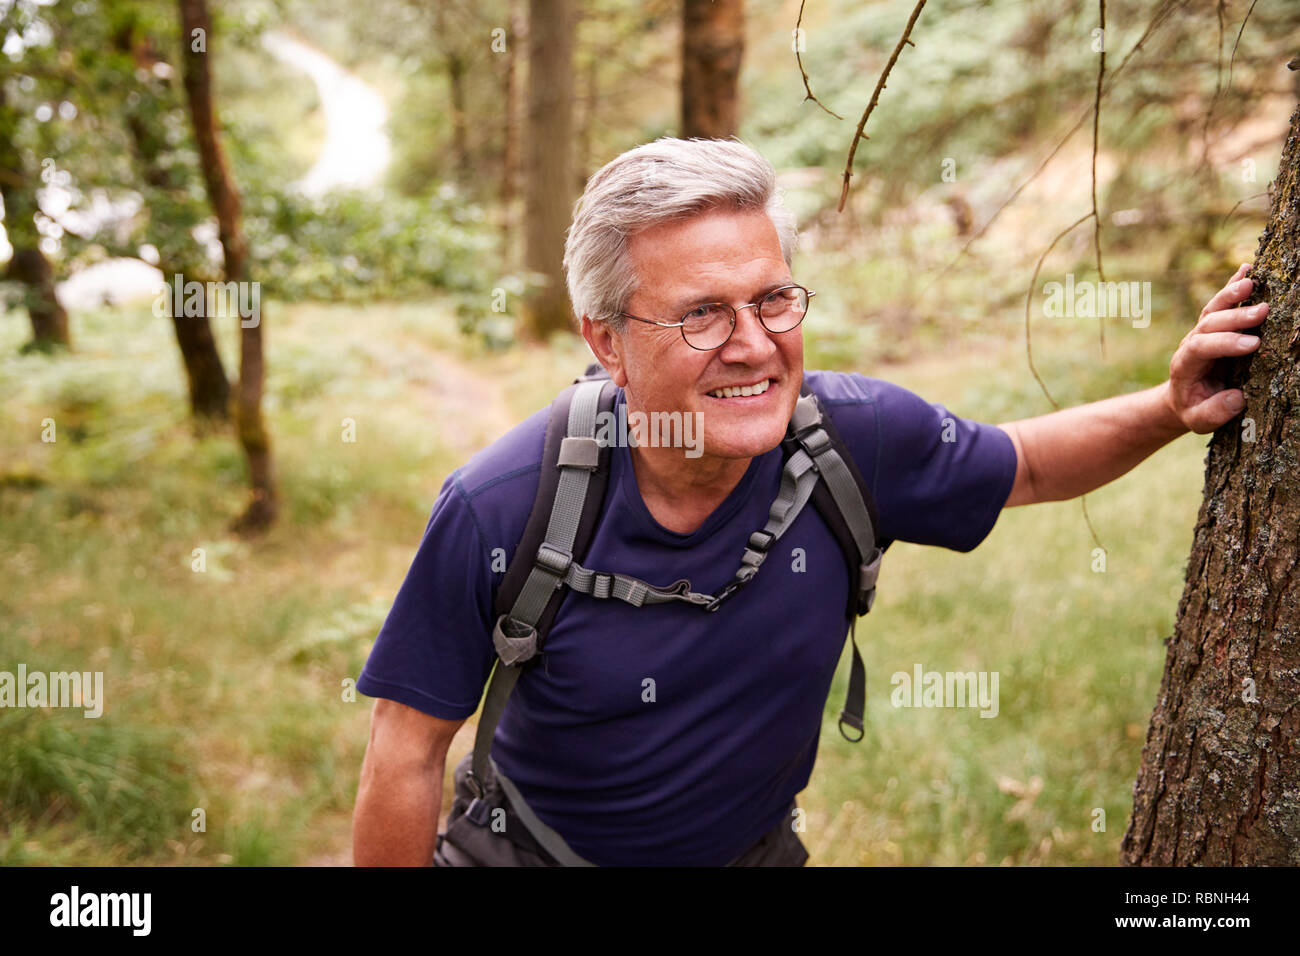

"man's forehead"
[625, 208, 787, 303]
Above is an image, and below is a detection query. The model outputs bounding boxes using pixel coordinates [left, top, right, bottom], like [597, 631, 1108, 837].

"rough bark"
[0, 83, 71, 350]
[178, 0, 277, 531]
[521, 0, 574, 338]
[1122, 103, 1300, 865]
[680, 0, 744, 139]
[114, 19, 230, 421]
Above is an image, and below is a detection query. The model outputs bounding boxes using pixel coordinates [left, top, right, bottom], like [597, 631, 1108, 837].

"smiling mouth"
[705, 378, 773, 399]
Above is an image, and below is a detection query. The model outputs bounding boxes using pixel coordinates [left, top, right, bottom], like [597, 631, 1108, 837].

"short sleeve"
[846, 375, 1017, 553]
[355, 470, 498, 719]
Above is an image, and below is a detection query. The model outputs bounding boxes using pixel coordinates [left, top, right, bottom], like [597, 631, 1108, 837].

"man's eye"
[685, 306, 710, 319]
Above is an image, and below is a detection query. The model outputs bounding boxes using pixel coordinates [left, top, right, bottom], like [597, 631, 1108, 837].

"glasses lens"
[759, 287, 809, 333]
[681, 303, 735, 350]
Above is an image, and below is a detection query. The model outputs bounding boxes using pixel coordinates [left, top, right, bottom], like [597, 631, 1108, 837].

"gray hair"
[563, 137, 798, 334]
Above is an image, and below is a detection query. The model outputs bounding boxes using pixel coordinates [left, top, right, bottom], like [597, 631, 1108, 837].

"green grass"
[0, 288, 1208, 865]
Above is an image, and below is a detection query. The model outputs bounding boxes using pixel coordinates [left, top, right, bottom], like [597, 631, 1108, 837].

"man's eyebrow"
[668, 280, 794, 315]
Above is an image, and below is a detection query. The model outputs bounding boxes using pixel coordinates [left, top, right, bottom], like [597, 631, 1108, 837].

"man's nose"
[720, 302, 777, 360]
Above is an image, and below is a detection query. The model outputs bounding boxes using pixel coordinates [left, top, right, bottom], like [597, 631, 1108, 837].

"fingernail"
[1225, 392, 1245, 412]
[1237, 335, 1258, 349]
[1254, 303, 1269, 317]
[1236, 279, 1252, 291]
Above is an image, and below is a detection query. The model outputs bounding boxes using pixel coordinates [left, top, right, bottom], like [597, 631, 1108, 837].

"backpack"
[463, 362, 890, 865]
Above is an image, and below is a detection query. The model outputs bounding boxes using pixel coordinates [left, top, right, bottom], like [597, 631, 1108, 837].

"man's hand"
[1164, 262, 1269, 434]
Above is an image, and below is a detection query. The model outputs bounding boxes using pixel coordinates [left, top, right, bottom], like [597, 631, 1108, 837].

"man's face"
[592, 206, 804, 462]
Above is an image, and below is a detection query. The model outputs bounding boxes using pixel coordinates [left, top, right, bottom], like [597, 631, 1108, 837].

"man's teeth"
[707, 379, 771, 399]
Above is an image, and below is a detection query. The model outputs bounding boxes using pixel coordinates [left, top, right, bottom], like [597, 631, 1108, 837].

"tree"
[680, 0, 743, 139]
[1122, 102, 1300, 866]
[111, 6, 231, 421]
[178, 0, 277, 531]
[521, 0, 575, 338]
[0, 81, 70, 350]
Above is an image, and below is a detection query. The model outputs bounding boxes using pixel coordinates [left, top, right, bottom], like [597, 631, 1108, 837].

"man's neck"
[628, 443, 752, 535]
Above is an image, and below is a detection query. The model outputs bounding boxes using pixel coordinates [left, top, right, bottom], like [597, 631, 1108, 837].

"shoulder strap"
[782, 382, 890, 742]
[465, 376, 613, 865]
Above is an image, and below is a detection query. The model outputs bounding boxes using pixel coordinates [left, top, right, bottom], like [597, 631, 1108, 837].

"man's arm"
[353, 698, 466, 866]
[997, 263, 1268, 507]
[998, 385, 1186, 506]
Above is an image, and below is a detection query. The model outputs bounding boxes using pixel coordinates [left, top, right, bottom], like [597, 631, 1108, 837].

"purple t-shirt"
[356, 369, 1017, 865]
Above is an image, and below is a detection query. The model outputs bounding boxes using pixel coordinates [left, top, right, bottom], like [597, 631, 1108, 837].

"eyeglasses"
[617, 284, 814, 351]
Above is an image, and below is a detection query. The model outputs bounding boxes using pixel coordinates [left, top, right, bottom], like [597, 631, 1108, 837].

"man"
[351, 137, 1267, 867]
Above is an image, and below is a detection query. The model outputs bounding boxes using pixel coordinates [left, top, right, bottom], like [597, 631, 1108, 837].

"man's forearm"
[998, 382, 1190, 506]
[353, 756, 444, 866]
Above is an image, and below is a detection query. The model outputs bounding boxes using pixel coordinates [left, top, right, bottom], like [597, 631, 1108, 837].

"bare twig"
[1091, 0, 1107, 357]
[1225, 0, 1261, 97]
[1080, 496, 1106, 553]
[794, 0, 843, 119]
[837, 0, 927, 212]
[1024, 211, 1095, 412]
[1216, 190, 1269, 232]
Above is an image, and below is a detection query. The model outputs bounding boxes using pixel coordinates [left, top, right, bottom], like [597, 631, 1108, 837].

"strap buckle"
[704, 578, 748, 613]
[838, 711, 865, 742]
[535, 542, 573, 580]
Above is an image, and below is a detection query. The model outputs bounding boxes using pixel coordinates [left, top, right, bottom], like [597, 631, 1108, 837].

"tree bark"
[680, 0, 744, 139]
[178, 0, 277, 531]
[521, 0, 574, 338]
[114, 19, 230, 422]
[1122, 102, 1300, 865]
[0, 83, 71, 350]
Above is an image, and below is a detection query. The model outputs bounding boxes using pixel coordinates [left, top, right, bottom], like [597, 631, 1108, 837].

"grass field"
[0, 293, 1209, 865]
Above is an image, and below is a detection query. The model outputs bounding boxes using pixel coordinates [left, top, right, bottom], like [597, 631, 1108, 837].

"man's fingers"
[1200, 277, 1254, 319]
[1171, 331, 1261, 379]
[1197, 301, 1269, 333]
[1183, 389, 1246, 435]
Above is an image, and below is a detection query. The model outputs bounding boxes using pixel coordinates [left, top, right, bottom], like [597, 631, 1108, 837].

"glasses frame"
[616, 284, 815, 352]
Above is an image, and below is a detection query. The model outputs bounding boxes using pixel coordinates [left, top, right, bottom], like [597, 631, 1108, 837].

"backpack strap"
[783, 382, 891, 742]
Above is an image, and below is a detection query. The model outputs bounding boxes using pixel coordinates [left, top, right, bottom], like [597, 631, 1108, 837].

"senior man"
[352, 137, 1266, 867]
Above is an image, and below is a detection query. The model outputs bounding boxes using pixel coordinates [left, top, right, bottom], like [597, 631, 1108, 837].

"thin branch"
[1024, 212, 1095, 412]
[1080, 496, 1105, 553]
[1092, 0, 1107, 358]
[1225, 0, 1261, 97]
[794, 0, 842, 120]
[837, 0, 927, 212]
[1216, 190, 1269, 232]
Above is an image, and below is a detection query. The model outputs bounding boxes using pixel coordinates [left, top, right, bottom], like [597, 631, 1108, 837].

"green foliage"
[0, 709, 196, 859]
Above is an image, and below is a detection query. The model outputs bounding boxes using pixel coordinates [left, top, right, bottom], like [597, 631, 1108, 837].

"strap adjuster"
[748, 529, 775, 552]
[591, 571, 613, 599]
[838, 711, 865, 742]
[535, 543, 573, 577]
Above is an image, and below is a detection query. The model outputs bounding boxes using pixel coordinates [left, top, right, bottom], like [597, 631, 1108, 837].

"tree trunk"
[501, 0, 521, 267]
[521, 0, 574, 338]
[115, 19, 230, 421]
[178, 0, 277, 532]
[680, 0, 744, 139]
[0, 83, 71, 350]
[1122, 102, 1300, 866]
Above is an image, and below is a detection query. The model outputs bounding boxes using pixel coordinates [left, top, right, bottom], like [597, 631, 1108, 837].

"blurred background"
[1, 0, 1297, 865]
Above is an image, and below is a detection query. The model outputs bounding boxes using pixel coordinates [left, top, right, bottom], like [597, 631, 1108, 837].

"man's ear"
[580, 315, 629, 387]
